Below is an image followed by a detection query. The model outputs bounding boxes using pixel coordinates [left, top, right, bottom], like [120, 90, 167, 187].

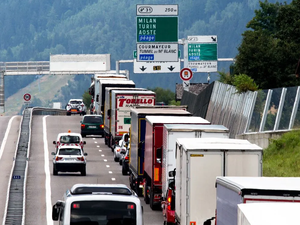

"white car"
[52, 184, 143, 225]
[113, 140, 127, 162]
[66, 99, 86, 116]
[53, 132, 86, 152]
[51, 144, 88, 176]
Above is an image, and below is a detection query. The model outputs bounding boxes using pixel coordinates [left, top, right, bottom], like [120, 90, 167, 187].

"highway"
[0, 115, 163, 225]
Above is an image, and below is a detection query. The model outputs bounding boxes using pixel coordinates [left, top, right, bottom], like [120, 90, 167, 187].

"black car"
[80, 115, 104, 137]
[121, 148, 130, 175]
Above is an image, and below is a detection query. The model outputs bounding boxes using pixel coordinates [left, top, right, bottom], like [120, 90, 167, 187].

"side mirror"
[203, 217, 215, 225]
[107, 109, 111, 117]
[53, 141, 56, 144]
[51, 152, 56, 155]
[52, 200, 64, 221]
[83, 141, 86, 145]
[169, 169, 176, 177]
[84, 153, 88, 156]
[52, 204, 59, 221]
[80, 121, 82, 123]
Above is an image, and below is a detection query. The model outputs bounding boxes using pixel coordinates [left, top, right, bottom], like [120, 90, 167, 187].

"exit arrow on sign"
[140, 66, 147, 71]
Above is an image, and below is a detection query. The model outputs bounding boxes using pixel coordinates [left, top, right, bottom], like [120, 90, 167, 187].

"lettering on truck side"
[118, 98, 154, 107]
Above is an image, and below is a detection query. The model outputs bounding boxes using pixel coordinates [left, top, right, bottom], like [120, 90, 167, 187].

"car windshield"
[58, 148, 81, 155]
[60, 136, 80, 144]
[70, 101, 82, 104]
[70, 201, 136, 225]
[83, 116, 103, 123]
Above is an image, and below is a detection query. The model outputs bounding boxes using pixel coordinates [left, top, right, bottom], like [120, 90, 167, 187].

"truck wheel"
[150, 189, 155, 209]
[144, 181, 150, 204]
[122, 164, 127, 175]
[129, 174, 134, 189]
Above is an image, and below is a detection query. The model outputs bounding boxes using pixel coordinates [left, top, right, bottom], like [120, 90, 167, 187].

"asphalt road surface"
[21, 115, 164, 225]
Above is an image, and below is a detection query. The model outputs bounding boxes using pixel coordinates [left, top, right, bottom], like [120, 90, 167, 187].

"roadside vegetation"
[263, 130, 300, 177]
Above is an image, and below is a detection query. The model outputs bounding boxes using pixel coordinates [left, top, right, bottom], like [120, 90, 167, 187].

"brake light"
[81, 124, 85, 129]
[168, 197, 171, 203]
[55, 156, 63, 161]
[100, 124, 104, 128]
[125, 156, 129, 160]
[77, 156, 85, 161]
[73, 203, 80, 209]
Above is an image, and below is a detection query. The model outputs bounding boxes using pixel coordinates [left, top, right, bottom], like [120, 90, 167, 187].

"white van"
[52, 184, 143, 225]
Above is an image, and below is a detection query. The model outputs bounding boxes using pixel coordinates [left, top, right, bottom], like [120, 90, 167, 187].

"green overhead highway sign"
[136, 17, 178, 42]
[188, 43, 217, 61]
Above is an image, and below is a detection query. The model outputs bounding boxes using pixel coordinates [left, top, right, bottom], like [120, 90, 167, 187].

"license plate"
[71, 109, 77, 112]
[65, 158, 75, 161]
[89, 126, 96, 129]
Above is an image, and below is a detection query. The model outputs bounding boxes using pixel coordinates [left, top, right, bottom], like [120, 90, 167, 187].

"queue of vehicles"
[52, 73, 299, 225]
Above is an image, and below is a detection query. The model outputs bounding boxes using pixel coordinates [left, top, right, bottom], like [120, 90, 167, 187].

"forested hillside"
[1, 0, 292, 102]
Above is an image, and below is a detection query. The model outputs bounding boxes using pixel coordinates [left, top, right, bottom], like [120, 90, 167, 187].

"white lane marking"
[93, 138, 96, 140]
[106, 165, 110, 168]
[101, 154, 105, 157]
[99, 150, 102, 152]
[0, 116, 17, 160]
[109, 171, 112, 174]
[97, 145, 100, 148]
[104, 159, 107, 162]
[94, 141, 97, 144]
[43, 116, 53, 225]
[111, 178, 116, 181]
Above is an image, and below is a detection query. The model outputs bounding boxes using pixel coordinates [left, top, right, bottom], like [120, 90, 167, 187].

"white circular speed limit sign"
[180, 68, 193, 81]
[23, 93, 31, 101]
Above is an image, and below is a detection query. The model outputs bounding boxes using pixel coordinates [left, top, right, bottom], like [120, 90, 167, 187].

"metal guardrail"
[3, 107, 66, 224]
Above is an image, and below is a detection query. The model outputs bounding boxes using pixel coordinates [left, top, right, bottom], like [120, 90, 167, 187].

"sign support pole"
[182, 39, 190, 91]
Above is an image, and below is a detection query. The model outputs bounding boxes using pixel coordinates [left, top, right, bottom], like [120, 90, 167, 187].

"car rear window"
[83, 116, 103, 123]
[60, 136, 80, 144]
[59, 149, 81, 155]
[70, 101, 82, 104]
[70, 201, 136, 225]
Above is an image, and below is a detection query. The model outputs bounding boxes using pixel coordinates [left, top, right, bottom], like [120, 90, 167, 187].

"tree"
[82, 90, 92, 109]
[233, 0, 300, 89]
[149, 87, 176, 105]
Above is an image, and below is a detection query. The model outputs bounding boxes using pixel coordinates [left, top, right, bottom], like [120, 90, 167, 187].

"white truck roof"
[99, 79, 135, 84]
[146, 115, 210, 124]
[216, 176, 300, 192]
[238, 203, 300, 225]
[176, 138, 262, 150]
[131, 108, 191, 115]
[112, 89, 155, 94]
[164, 124, 229, 132]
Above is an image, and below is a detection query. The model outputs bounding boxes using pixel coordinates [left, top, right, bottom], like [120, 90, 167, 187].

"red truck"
[143, 116, 210, 210]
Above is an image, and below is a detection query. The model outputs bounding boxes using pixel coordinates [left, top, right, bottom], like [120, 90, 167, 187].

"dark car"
[121, 147, 130, 175]
[80, 115, 104, 138]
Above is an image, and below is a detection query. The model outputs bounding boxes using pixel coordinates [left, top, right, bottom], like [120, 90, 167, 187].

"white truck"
[216, 176, 300, 225]
[108, 89, 156, 148]
[97, 79, 135, 115]
[88, 72, 129, 114]
[161, 124, 229, 225]
[175, 138, 263, 225]
[237, 202, 300, 225]
[103, 87, 147, 147]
